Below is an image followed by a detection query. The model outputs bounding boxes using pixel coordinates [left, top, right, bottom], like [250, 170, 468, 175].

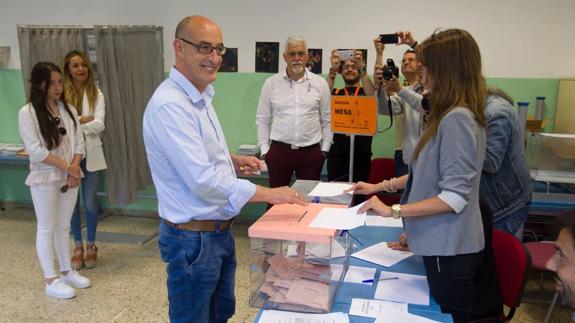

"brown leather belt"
[272, 140, 319, 150]
[162, 218, 233, 232]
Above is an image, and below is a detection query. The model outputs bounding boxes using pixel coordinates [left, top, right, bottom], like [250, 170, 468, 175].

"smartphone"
[336, 49, 354, 61]
[380, 33, 399, 44]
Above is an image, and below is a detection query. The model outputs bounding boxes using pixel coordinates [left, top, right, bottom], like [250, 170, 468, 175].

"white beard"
[291, 64, 304, 74]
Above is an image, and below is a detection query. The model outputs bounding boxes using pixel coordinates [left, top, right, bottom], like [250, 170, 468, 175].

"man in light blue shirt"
[143, 15, 305, 323]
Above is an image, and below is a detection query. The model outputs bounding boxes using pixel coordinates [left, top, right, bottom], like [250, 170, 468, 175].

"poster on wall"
[255, 42, 279, 73]
[220, 47, 238, 72]
[307, 48, 322, 74]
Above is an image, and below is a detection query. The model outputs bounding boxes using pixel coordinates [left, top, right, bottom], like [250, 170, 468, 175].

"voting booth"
[248, 203, 351, 313]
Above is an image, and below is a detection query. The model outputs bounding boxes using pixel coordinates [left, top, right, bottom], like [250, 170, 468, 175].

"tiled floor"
[0, 206, 571, 322]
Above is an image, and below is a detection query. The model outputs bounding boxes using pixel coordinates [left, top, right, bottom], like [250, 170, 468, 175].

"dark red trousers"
[264, 141, 325, 188]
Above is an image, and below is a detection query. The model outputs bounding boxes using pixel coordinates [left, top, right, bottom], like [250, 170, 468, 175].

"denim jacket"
[480, 95, 532, 222]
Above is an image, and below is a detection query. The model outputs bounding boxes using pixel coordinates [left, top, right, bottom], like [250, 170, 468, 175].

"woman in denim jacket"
[481, 88, 532, 235]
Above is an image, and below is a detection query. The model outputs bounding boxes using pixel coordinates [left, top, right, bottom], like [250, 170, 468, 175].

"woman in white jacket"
[63, 50, 107, 270]
[18, 62, 91, 299]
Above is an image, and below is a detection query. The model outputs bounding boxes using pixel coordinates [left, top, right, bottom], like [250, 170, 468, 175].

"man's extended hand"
[232, 154, 262, 176]
[330, 49, 341, 72]
[383, 76, 402, 93]
[353, 49, 365, 71]
[373, 37, 385, 56]
[396, 31, 416, 47]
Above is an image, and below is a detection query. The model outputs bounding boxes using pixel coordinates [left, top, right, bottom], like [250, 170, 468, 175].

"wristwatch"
[391, 204, 402, 219]
[357, 66, 366, 75]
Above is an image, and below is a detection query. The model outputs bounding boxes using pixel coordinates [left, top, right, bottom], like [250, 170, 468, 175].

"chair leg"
[543, 292, 559, 323]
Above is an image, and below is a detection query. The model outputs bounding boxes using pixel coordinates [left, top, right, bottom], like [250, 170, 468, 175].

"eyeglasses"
[53, 117, 67, 136]
[178, 38, 227, 55]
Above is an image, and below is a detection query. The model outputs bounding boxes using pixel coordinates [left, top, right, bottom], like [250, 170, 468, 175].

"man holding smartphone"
[256, 36, 332, 189]
[326, 49, 375, 185]
[374, 31, 423, 176]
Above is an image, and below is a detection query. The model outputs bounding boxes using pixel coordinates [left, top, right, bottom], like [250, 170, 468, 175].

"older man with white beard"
[256, 36, 332, 188]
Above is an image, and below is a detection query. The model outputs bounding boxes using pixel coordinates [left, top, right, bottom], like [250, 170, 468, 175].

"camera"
[382, 58, 399, 80]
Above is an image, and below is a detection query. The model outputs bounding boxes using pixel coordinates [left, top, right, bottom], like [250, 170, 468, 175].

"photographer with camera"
[325, 49, 375, 185]
[374, 31, 424, 177]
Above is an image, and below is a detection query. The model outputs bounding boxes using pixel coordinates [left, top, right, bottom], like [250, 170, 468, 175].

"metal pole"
[349, 135, 355, 183]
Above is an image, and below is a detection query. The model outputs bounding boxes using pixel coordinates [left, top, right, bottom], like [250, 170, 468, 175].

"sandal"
[71, 246, 84, 270]
[85, 245, 98, 269]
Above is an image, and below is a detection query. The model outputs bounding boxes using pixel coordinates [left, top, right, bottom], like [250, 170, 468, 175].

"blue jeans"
[492, 203, 530, 236]
[70, 159, 101, 244]
[158, 221, 236, 323]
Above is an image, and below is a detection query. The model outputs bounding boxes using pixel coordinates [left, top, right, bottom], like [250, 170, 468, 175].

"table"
[254, 222, 453, 322]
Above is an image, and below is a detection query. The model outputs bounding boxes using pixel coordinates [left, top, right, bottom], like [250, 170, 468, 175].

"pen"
[297, 210, 308, 223]
[362, 277, 399, 283]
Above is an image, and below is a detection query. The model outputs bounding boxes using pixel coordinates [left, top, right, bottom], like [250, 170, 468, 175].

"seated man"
[546, 213, 575, 317]
[326, 49, 375, 184]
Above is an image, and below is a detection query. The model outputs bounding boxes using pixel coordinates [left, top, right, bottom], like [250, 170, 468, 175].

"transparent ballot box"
[528, 133, 575, 184]
[247, 203, 351, 313]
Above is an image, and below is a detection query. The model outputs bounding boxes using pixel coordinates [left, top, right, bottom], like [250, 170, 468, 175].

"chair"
[367, 158, 401, 205]
[491, 229, 532, 321]
[525, 241, 558, 323]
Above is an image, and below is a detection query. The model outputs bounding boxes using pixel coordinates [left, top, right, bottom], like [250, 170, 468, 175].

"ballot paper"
[374, 272, 430, 306]
[309, 202, 367, 230]
[351, 241, 413, 267]
[309, 182, 354, 197]
[365, 215, 403, 228]
[373, 306, 440, 322]
[258, 310, 350, 323]
[349, 298, 408, 318]
[343, 266, 377, 285]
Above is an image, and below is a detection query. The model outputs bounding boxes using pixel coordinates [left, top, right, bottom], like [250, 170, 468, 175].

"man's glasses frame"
[178, 38, 227, 56]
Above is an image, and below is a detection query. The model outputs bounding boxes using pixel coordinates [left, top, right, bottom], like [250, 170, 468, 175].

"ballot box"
[528, 133, 575, 184]
[248, 203, 351, 313]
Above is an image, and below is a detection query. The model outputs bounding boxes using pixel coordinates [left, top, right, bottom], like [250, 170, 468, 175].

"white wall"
[1, 0, 574, 78]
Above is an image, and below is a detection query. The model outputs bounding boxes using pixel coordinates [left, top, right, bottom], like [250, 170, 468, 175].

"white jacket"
[18, 101, 85, 182]
[79, 88, 107, 171]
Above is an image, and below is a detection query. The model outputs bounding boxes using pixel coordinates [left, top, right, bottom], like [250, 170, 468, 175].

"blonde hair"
[62, 50, 98, 115]
[412, 29, 486, 160]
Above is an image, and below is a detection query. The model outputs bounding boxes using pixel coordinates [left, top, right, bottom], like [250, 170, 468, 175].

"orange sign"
[331, 96, 377, 135]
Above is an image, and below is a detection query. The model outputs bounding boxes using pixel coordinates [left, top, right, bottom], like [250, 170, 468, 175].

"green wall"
[0, 69, 560, 219]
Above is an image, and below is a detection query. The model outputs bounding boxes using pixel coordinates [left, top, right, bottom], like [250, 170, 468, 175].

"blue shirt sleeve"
[149, 102, 256, 216]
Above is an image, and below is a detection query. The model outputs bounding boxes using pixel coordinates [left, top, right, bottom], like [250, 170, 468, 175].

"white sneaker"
[45, 278, 75, 299]
[61, 270, 91, 289]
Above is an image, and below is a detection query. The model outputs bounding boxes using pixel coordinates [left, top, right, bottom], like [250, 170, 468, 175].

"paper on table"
[351, 241, 413, 267]
[373, 306, 440, 323]
[343, 265, 376, 285]
[309, 202, 367, 230]
[365, 215, 403, 228]
[374, 272, 430, 306]
[258, 310, 350, 323]
[349, 298, 408, 318]
[309, 182, 354, 197]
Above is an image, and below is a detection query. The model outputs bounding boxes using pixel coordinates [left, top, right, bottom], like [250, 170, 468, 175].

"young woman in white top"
[63, 50, 107, 270]
[18, 62, 91, 299]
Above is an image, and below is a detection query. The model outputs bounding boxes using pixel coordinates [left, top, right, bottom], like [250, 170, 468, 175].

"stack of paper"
[351, 241, 413, 267]
[309, 202, 367, 230]
[309, 182, 354, 197]
[256, 253, 333, 312]
[259, 310, 349, 323]
[374, 272, 430, 306]
[374, 307, 440, 322]
[238, 144, 260, 156]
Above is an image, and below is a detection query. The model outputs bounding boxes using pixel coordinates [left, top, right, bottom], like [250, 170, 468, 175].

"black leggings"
[423, 252, 483, 323]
